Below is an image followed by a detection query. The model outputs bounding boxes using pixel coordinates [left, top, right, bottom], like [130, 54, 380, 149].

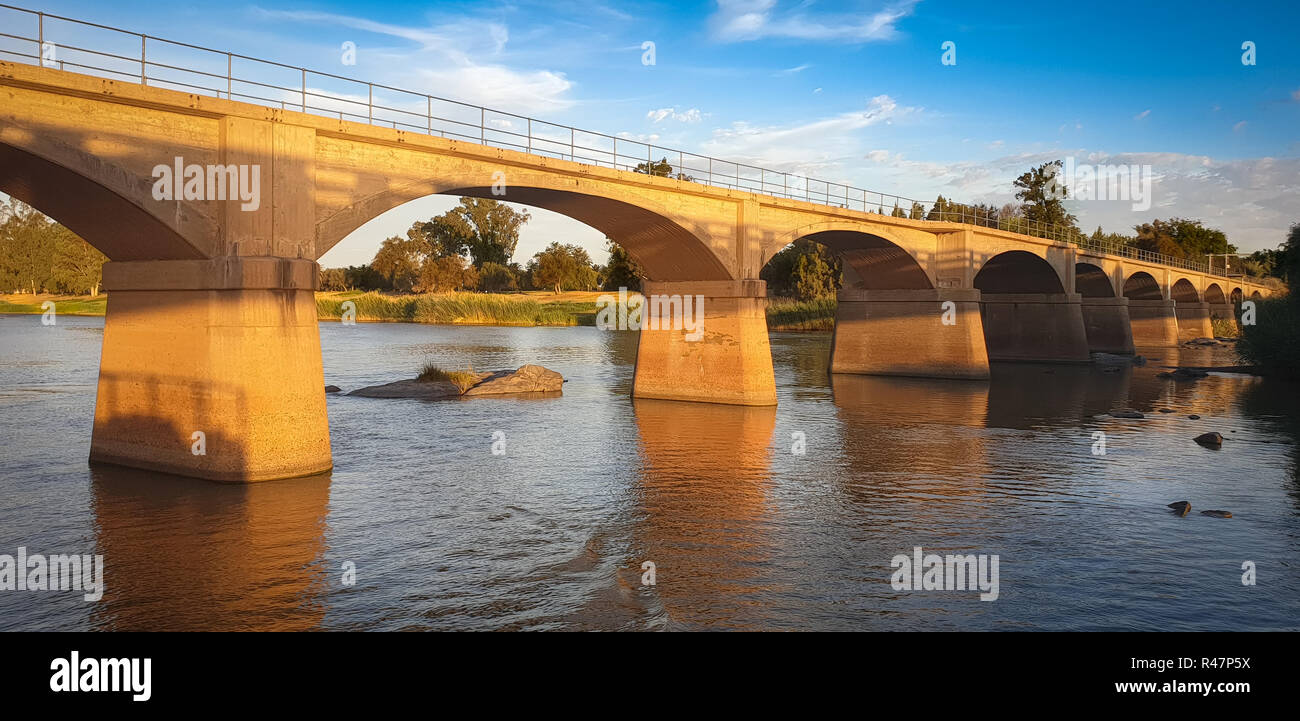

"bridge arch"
[0, 135, 211, 261]
[1250, 290, 1263, 301]
[1075, 262, 1116, 297]
[1171, 278, 1200, 303]
[763, 225, 934, 290]
[1123, 271, 1162, 300]
[973, 250, 1065, 294]
[316, 180, 732, 282]
[1230, 287, 1244, 304]
[1204, 283, 1226, 305]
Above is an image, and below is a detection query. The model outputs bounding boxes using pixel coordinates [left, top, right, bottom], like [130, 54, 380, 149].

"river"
[1, 315, 1297, 630]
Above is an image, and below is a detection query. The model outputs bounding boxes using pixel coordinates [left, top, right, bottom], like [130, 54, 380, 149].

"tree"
[600, 239, 644, 291]
[792, 252, 836, 300]
[52, 226, 107, 295]
[416, 255, 478, 293]
[908, 201, 925, 220]
[890, 202, 906, 218]
[477, 261, 518, 292]
[1014, 160, 1078, 229]
[760, 238, 842, 298]
[416, 198, 530, 268]
[528, 242, 598, 294]
[371, 233, 423, 292]
[1131, 218, 1233, 262]
[634, 157, 694, 181]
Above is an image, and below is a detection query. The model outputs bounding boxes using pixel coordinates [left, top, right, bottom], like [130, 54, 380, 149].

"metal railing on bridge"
[0, 3, 1264, 284]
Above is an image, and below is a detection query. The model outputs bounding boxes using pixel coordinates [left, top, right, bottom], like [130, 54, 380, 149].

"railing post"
[37, 12, 42, 65]
[480, 107, 485, 143]
[708, 157, 712, 186]
[227, 53, 232, 99]
[570, 127, 575, 161]
[140, 35, 146, 85]
[427, 96, 432, 134]
[527, 118, 531, 153]
[301, 68, 306, 111]
[368, 84, 373, 123]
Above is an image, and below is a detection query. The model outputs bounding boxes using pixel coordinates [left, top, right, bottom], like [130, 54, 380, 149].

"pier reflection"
[89, 465, 332, 631]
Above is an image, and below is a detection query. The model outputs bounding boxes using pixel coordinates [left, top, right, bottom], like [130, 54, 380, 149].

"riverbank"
[3, 291, 837, 330]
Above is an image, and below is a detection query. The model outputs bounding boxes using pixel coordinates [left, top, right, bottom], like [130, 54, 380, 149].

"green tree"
[890, 202, 906, 218]
[51, 227, 107, 295]
[633, 157, 694, 181]
[477, 261, 518, 292]
[1014, 160, 1078, 229]
[416, 255, 478, 293]
[371, 233, 423, 292]
[416, 197, 531, 268]
[528, 242, 598, 294]
[600, 239, 644, 291]
[760, 238, 842, 298]
[792, 252, 836, 300]
[0, 199, 56, 294]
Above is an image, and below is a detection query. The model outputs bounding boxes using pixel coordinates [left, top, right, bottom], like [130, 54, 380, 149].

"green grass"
[0, 296, 107, 315]
[766, 296, 836, 331]
[1235, 294, 1300, 379]
[316, 292, 597, 326]
[416, 362, 481, 392]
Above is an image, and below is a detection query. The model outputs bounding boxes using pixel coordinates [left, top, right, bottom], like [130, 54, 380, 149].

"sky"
[6, 0, 1298, 266]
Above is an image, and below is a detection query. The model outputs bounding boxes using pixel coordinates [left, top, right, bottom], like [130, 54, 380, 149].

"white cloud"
[1233, 120, 1247, 132]
[252, 7, 573, 114]
[699, 95, 920, 174]
[987, 140, 1004, 149]
[647, 107, 704, 123]
[774, 63, 812, 76]
[1134, 109, 1151, 120]
[710, 0, 920, 43]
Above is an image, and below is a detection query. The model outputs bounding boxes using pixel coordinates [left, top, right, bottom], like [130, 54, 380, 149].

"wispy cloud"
[647, 107, 704, 123]
[251, 6, 573, 113]
[773, 63, 812, 76]
[1134, 109, 1151, 120]
[710, 0, 920, 43]
[1233, 120, 1247, 132]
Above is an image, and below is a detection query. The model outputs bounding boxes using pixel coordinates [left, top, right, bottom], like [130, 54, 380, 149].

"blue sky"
[8, 0, 1299, 265]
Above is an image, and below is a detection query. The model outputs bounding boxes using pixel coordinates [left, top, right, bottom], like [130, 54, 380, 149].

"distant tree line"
[0, 198, 107, 295]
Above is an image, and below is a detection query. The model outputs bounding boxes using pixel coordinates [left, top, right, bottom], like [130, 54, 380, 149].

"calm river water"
[1, 314, 1298, 630]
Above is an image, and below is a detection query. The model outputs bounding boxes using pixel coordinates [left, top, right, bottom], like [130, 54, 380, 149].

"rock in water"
[1188, 414, 1201, 420]
[1200, 510, 1232, 518]
[348, 379, 462, 400]
[1110, 410, 1144, 419]
[1193, 432, 1224, 448]
[463, 364, 564, 396]
[1168, 501, 1191, 516]
[325, 385, 342, 394]
[1157, 368, 1210, 381]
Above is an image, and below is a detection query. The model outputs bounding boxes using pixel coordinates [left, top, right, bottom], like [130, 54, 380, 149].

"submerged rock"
[325, 385, 342, 394]
[1168, 501, 1191, 516]
[1092, 352, 1133, 366]
[1200, 510, 1233, 518]
[1158, 408, 1174, 414]
[1157, 368, 1210, 381]
[463, 364, 564, 396]
[1188, 414, 1201, 420]
[1187, 337, 1220, 346]
[1193, 432, 1224, 448]
[1110, 410, 1145, 419]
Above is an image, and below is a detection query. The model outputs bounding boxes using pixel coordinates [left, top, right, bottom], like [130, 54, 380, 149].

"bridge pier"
[829, 289, 989, 379]
[978, 293, 1090, 363]
[90, 258, 333, 482]
[631, 280, 777, 406]
[1126, 299, 1179, 347]
[1175, 301, 1214, 341]
[1079, 297, 1135, 354]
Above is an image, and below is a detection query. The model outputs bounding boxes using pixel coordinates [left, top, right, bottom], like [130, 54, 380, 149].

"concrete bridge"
[0, 60, 1274, 482]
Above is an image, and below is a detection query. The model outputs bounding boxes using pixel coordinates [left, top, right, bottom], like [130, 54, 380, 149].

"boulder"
[463, 364, 564, 396]
[1200, 510, 1232, 518]
[1193, 432, 1224, 448]
[1168, 501, 1191, 516]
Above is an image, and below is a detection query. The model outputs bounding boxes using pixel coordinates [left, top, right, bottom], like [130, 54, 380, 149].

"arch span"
[1204, 283, 1226, 304]
[974, 250, 1065, 294]
[0, 139, 208, 261]
[786, 229, 933, 290]
[317, 183, 731, 282]
[1123, 272, 1162, 300]
[1230, 287, 1244, 304]
[1075, 262, 1116, 297]
[1171, 278, 1200, 302]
